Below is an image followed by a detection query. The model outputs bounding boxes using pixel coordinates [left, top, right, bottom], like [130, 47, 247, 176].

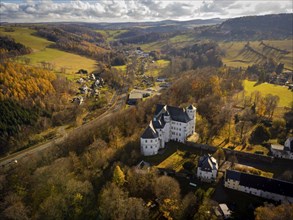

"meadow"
[243, 80, 293, 107]
[219, 40, 293, 70]
[0, 27, 97, 74]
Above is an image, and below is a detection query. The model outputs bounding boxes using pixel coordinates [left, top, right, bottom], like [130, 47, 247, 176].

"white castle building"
[140, 104, 196, 156]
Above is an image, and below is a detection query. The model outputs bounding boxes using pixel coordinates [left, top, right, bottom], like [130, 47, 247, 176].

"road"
[0, 91, 128, 170]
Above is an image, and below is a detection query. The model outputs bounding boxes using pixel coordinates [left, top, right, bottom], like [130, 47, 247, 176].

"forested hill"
[0, 35, 32, 59]
[196, 13, 293, 41]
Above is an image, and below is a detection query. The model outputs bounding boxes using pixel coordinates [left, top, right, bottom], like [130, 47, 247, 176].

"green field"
[0, 27, 97, 74]
[220, 40, 293, 70]
[243, 80, 293, 107]
[157, 150, 198, 172]
[145, 59, 170, 77]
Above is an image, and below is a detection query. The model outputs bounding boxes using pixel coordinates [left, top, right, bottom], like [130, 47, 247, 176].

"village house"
[196, 154, 218, 182]
[271, 137, 293, 160]
[79, 85, 89, 94]
[140, 104, 196, 156]
[72, 96, 84, 105]
[224, 169, 293, 203]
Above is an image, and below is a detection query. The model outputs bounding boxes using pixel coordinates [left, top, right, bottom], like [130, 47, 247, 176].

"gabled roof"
[225, 169, 293, 197]
[187, 104, 196, 110]
[154, 104, 192, 123]
[141, 121, 158, 139]
[152, 117, 165, 129]
[198, 154, 218, 171]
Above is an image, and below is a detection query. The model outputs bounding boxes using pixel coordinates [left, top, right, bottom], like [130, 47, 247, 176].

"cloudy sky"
[0, 0, 292, 23]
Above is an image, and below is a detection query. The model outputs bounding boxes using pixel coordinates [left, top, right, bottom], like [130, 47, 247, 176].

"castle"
[140, 104, 196, 156]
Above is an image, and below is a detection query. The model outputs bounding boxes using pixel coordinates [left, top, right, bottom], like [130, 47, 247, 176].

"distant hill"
[81, 18, 224, 30]
[196, 13, 293, 41]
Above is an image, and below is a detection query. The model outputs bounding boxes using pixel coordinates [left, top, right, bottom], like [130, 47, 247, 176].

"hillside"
[220, 40, 293, 70]
[0, 27, 97, 74]
[195, 13, 293, 41]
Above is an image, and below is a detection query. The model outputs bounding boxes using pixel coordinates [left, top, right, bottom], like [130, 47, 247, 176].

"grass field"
[243, 80, 293, 107]
[0, 27, 97, 74]
[220, 40, 293, 70]
[145, 59, 170, 77]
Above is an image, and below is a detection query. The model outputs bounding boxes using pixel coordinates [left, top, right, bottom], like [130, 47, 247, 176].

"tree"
[275, 63, 284, 74]
[98, 183, 149, 220]
[154, 176, 180, 201]
[249, 125, 270, 145]
[213, 148, 225, 163]
[264, 94, 279, 119]
[255, 203, 293, 220]
[113, 165, 126, 186]
[154, 176, 181, 219]
[2, 193, 30, 220]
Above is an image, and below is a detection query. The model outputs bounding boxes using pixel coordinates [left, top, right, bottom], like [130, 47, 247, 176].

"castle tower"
[186, 104, 197, 133]
[163, 111, 171, 142]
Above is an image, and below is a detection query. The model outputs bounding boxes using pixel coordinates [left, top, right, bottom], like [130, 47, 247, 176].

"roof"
[154, 104, 192, 123]
[152, 117, 165, 129]
[271, 144, 284, 151]
[187, 104, 196, 110]
[198, 154, 218, 171]
[141, 121, 158, 139]
[226, 169, 241, 181]
[225, 169, 293, 197]
[129, 92, 143, 100]
[219, 204, 231, 216]
[136, 160, 150, 169]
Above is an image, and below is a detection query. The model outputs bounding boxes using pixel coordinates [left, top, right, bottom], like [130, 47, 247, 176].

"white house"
[224, 169, 293, 203]
[140, 104, 196, 156]
[197, 154, 218, 182]
[271, 137, 293, 160]
[218, 204, 232, 219]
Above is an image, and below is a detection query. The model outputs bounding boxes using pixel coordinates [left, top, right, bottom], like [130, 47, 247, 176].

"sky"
[0, 0, 292, 23]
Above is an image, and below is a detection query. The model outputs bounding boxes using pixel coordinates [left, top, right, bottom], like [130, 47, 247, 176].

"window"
[151, 140, 153, 143]
[151, 146, 152, 148]
[145, 140, 147, 143]
[145, 146, 148, 149]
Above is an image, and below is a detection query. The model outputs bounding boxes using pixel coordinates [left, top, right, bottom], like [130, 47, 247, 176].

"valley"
[0, 12, 292, 220]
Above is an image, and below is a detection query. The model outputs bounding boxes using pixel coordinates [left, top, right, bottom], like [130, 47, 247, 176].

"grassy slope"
[0, 27, 97, 74]
[243, 80, 293, 107]
[220, 40, 293, 70]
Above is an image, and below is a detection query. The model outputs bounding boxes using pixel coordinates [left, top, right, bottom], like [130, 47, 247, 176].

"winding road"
[0, 91, 128, 170]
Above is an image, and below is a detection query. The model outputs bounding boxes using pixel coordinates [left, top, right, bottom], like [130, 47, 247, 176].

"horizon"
[1, 0, 292, 23]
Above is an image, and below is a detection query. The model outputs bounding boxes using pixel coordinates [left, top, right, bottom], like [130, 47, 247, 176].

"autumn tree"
[249, 124, 271, 145]
[113, 165, 126, 186]
[213, 148, 225, 163]
[154, 176, 181, 219]
[98, 183, 149, 220]
[255, 203, 293, 220]
[264, 94, 279, 119]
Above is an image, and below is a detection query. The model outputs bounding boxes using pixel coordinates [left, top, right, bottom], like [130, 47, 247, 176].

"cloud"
[0, 0, 292, 23]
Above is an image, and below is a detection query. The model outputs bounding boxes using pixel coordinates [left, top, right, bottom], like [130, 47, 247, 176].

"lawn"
[243, 80, 293, 107]
[156, 150, 199, 172]
[145, 59, 170, 77]
[0, 27, 97, 74]
[219, 40, 293, 70]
